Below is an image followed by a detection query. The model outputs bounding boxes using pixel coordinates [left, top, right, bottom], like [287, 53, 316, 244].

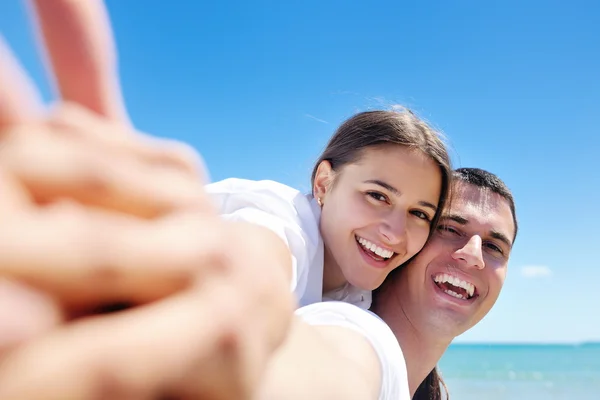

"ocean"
[438, 343, 600, 399]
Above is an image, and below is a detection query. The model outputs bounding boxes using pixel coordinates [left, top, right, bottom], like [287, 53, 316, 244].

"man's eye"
[485, 242, 504, 254]
[437, 225, 459, 235]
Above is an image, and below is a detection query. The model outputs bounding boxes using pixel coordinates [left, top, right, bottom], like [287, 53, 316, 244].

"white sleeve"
[206, 178, 320, 301]
[296, 302, 410, 400]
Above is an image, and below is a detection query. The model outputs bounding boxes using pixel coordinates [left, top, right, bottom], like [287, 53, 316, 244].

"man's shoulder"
[295, 302, 397, 349]
[296, 302, 410, 400]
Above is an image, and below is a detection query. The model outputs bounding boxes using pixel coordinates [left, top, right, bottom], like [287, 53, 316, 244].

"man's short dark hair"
[453, 168, 518, 242]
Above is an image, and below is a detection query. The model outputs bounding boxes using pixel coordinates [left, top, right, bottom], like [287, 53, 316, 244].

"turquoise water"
[438, 343, 600, 399]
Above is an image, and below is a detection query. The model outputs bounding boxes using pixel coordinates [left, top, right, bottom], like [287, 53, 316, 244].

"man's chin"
[422, 313, 473, 340]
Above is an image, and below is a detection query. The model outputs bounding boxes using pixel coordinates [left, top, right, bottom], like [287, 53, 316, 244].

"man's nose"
[451, 235, 485, 270]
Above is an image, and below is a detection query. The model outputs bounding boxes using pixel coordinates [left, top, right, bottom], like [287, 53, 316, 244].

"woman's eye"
[367, 191, 388, 203]
[411, 210, 431, 222]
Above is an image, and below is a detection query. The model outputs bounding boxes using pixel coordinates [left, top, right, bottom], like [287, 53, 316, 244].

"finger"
[0, 203, 226, 310]
[0, 126, 210, 218]
[28, 0, 129, 124]
[0, 279, 63, 357]
[0, 36, 44, 129]
[49, 103, 205, 177]
[0, 167, 31, 216]
[0, 277, 253, 400]
[0, 174, 57, 356]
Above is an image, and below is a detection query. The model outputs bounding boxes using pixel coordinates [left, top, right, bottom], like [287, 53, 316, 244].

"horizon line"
[450, 340, 600, 346]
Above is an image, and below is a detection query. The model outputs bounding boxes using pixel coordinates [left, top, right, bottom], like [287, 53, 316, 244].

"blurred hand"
[0, 0, 294, 398]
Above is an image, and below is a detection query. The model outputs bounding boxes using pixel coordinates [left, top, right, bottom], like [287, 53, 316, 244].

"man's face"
[394, 181, 516, 339]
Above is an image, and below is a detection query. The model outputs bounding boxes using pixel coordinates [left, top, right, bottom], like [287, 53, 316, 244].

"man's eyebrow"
[491, 230, 513, 248]
[440, 213, 468, 225]
[364, 179, 438, 212]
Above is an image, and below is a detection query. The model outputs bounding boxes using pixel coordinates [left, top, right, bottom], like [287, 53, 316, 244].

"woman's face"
[314, 145, 442, 291]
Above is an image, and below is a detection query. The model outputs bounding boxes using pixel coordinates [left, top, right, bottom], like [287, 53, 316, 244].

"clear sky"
[1, 0, 598, 343]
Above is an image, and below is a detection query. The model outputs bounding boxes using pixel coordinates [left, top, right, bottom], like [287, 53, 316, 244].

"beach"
[438, 343, 600, 399]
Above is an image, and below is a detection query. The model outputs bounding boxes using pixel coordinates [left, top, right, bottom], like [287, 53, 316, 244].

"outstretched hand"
[0, 1, 294, 398]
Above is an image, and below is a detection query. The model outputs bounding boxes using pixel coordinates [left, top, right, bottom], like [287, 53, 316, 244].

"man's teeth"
[434, 273, 475, 298]
[444, 289, 465, 299]
[357, 236, 393, 259]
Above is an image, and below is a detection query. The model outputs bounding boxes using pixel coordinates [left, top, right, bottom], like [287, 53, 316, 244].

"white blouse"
[206, 178, 371, 309]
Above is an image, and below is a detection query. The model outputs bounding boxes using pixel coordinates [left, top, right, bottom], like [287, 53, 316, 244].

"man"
[258, 167, 518, 399]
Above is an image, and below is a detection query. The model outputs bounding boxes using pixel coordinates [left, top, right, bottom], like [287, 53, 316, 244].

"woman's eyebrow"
[363, 179, 437, 212]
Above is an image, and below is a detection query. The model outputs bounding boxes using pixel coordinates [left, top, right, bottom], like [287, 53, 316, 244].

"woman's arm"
[207, 178, 322, 300]
[258, 317, 382, 400]
[257, 302, 409, 400]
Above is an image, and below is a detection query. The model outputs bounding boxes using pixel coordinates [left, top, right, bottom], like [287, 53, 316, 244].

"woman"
[208, 109, 452, 309]
[1, 1, 453, 398]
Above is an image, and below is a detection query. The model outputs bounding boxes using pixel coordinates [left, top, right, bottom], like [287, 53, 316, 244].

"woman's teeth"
[356, 236, 393, 259]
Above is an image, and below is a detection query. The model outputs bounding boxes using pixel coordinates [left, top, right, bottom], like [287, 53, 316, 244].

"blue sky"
[1, 0, 598, 343]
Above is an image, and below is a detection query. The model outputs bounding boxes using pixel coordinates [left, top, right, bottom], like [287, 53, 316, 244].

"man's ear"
[313, 160, 334, 202]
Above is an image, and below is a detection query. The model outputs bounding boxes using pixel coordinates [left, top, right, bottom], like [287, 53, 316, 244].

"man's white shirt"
[297, 302, 410, 400]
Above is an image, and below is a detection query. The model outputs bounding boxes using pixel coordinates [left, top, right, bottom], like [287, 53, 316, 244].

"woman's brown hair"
[311, 109, 452, 235]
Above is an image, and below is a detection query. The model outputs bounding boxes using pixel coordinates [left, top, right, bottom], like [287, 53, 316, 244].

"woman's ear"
[313, 160, 334, 203]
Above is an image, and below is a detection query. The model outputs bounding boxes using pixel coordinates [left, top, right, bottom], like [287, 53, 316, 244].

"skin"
[374, 181, 515, 395]
[0, 0, 294, 398]
[313, 145, 442, 292]
[257, 179, 516, 399]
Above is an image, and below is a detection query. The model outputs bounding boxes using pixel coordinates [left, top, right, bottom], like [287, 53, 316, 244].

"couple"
[294, 167, 516, 399]
[0, 0, 517, 399]
[204, 56, 516, 400]
[211, 154, 516, 399]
